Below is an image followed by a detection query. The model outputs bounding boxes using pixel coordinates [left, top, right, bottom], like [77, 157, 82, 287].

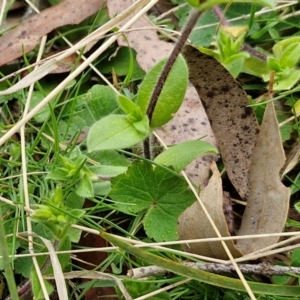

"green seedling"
[32, 186, 85, 240]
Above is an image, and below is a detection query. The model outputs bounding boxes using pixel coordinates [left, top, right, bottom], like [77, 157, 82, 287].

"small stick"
[128, 261, 300, 278]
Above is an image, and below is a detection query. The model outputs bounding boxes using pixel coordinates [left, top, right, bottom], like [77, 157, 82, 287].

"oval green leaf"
[154, 140, 218, 172]
[137, 54, 188, 128]
[87, 114, 150, 151]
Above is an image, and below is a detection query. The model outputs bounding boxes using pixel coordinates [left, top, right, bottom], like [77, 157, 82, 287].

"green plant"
[5, 0, 300, 299]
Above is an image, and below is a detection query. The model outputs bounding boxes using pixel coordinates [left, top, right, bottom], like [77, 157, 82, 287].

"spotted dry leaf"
[184, 45, 259, 200]
[107, 0, 217, 188]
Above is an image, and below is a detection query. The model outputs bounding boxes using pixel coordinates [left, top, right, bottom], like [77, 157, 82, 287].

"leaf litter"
[181, 46, 290, 257]
[184, 45, 259, 200]
[0, 0, 105, 66]
[178, 162, 243, 259]
[107, 2, 290, 260]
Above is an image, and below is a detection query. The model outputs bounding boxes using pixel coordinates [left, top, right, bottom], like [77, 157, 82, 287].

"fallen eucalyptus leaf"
[0, 0, 104, 66]
[236, 102, 290, 254]
[184, 45, 259, 200]
[178, 162, 242, 259]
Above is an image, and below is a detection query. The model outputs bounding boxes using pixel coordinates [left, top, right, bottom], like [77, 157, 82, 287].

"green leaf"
[87, 114, 150, 151]
[89, 165, 127, 177]
[242, 55, 269, 77]
[198, 0, 275, 10]
[132, 115, 150, 135]
[76, 173, 94, 198]
[137, 55, 188, 128]
[279, 43, 300, 68]
[224, 55, 247, 78]
[46, 169, 67, 181]
[30, 91, 51, 123]
[118, 95, 142, 121]
[101, 232, 300, 297]
[267, 57, 281, 72]
[154, 140, 218, 172]
[273, 37, 300, 60]
[273, 69, 300, 91]
[99, 47, 145, 81]
[93, 181, 111, 196]
[65, 192, 85, 210]
[109, 161, 195, 241]
[118, 280, 171, 300]
[291, 248, 300, 267]
[73, 85, 119, 126]
[31, 270, 54, 300]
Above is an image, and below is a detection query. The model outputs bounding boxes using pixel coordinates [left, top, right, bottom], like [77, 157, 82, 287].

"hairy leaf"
[87, 114, 150, 151]
[154, 140, 218, 172]
[137, 55, 188, 128]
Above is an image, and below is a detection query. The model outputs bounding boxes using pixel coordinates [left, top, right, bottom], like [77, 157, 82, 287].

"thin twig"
[128, 261, 300, 279]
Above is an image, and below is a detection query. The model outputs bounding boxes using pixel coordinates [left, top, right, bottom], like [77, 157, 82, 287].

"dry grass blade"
[39, 237, 68, 300]
[44, 271, 132, 300]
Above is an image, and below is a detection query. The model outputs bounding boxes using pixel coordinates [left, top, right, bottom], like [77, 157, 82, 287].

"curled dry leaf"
[0, 0, 105, 66]
[281, 140, 300, 177]
[236, 102, 290, 254]
[184, 45, 259, 200]
[107, 0, 217, 188]
[178, 162, 242, 259]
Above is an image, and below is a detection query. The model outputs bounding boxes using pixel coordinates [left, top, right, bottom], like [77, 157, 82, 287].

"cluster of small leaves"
[199, 28, 250, 78]
[32, 186, 85, 240]
[87, 55, 188, 151]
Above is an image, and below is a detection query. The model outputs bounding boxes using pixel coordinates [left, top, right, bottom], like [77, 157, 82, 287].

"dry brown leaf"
[281, 140, 300, 177]
[107, 0, 217, 188]
[178, 162, 242, 259]
[0, 0, 105, 66]
[236, 102, 290, 254]
[184, 45, 259, 200]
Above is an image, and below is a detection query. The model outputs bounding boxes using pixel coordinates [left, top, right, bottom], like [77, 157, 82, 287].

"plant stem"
[143, 9, 202, 158]
[0, 206, 19, 300]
